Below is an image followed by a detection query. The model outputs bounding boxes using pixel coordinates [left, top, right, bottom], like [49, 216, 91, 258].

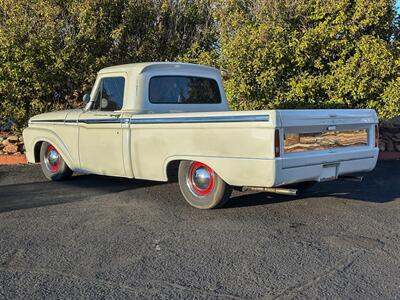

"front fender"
[23, 127, 76, 169]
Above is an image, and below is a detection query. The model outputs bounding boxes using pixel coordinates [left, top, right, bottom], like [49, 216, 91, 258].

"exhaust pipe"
[338, 175, 364, 182]
[242, 186, 298, 196]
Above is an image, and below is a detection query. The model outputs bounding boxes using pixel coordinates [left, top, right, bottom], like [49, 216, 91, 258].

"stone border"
[0, 154, 28, 165]
[379, 152, 400, 160]
[0, 132, 25, 155]
[379, 124, 400, 152]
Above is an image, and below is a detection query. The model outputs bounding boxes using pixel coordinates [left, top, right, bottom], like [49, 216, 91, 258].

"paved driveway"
[0, 161, 399, 299]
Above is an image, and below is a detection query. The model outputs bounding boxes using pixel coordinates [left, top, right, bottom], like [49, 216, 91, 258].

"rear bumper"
[217, 148, 378, 188]
[273, 148, 379, 186]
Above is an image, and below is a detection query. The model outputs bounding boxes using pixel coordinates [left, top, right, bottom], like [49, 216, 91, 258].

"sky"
[397, 0, 400, 13]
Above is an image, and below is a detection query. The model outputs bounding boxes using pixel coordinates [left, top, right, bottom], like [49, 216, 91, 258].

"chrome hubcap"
[192, 167, 211, 190]
[47, 149, 60, 167]
[187, 162, 215, 197]
[44, 145, 61, 172]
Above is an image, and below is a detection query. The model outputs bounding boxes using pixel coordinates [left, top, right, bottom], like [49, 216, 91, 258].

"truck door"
[78, 73, 126, 177]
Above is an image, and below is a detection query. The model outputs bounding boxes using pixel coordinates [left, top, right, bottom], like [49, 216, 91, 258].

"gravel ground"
[0, 162, 399, 299]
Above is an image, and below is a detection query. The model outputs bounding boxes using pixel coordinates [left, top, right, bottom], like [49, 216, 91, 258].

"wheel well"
[166, 160, 181, 182]
[34, 141, 44, 163]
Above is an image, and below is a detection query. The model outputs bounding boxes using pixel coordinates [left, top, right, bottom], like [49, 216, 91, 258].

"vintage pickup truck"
[23, 62, 379, 209]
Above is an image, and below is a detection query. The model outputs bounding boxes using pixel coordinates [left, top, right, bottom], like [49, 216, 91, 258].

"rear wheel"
[40, 142, 73, 181]
[178, 161, 232, 209]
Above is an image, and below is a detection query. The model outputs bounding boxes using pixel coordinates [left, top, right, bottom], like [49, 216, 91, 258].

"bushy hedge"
[0, 0, 217, 130]
[183, 0, 400, 118]
[1, 0, 400, 131]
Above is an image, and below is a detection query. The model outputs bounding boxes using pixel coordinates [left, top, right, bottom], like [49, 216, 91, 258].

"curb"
[378, 152, 400, 160]
[0, 154, 28, 165]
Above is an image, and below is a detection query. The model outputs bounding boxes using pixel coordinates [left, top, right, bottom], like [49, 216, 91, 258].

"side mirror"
[83, 93, 91, 104]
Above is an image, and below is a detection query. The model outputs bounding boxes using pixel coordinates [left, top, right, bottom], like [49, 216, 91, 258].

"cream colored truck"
[23, 62, 379, 209]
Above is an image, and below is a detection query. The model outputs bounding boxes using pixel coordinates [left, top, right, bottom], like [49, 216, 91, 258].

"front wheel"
[178, 161, 232, 209]
[40, 142, 73, 181]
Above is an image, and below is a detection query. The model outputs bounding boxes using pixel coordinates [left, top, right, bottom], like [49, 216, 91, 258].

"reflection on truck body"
[284, 129, 369, 153]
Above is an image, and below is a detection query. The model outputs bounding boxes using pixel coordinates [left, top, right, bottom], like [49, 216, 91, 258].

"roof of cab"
[98, 62, 221, 75]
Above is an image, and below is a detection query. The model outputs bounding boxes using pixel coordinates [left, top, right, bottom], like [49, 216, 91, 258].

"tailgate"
[278, 109, 378, 170]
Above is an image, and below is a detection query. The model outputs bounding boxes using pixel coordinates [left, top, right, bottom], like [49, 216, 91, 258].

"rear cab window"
[149, 76, 221, 104]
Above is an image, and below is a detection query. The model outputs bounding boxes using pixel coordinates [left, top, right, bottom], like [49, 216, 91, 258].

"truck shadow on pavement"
[0, 160, 398, 213]
[0, 174, 163, 213]
[225, 160, 400, 209]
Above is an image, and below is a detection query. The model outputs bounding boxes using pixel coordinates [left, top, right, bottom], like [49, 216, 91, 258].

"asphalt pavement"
[0, 161, 399, 299]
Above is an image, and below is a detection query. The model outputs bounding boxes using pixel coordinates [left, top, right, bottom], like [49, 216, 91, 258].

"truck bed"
[129, 109, 378, 187]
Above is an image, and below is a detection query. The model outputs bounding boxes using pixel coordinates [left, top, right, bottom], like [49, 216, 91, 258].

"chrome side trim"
[29, 115, 270, 125]
[30, 119, 123, 124]
[80, 118, 122, 124]
[30, 119, 66, 123]
[130, 115, 269, 124]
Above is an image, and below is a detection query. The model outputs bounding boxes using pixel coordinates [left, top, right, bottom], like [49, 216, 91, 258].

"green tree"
[0, 0, 217, 130]
[1, 0, 399, 131]
[184, 0, 400, 118]
[0, 0, 63, 129]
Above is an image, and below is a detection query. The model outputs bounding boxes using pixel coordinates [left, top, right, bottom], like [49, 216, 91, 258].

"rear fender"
[164, 155, 276, 187]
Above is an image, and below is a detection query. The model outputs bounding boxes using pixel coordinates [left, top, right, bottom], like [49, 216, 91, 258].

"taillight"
[374, 124, 379, 148]
[275, 129, 281, 157]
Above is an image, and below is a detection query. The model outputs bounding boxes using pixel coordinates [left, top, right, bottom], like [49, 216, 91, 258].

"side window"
[92, 77, 125, 111]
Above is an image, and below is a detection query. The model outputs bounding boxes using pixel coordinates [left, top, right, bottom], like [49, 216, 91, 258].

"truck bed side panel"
[129, 111, 277, 186]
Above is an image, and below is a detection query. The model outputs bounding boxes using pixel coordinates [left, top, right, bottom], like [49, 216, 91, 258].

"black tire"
[178, 161, 232, 209]
[40, 142, 73, 181]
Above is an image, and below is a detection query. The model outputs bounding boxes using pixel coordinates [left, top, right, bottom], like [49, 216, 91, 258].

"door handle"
[110, 113, 121, 118]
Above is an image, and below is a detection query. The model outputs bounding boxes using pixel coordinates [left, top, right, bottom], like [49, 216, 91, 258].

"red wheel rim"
[45, 145, 60, 172]
[187, 162, 215, 196]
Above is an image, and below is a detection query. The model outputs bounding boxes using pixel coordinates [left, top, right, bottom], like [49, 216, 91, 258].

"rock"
[1, 139, 10, 146]
[7, 135, 19, 143]
[379, 141, 386, 152]
[381, 131, 393, 138]
[0, 137, 4, 143]
[3, 143, 18, 154]
[18, 144, 25, 153]
[13, 152, 21, 156]
[0, 150, 3, 155]
[386, 139, 395, 152]
[19, 136, 24, 142]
